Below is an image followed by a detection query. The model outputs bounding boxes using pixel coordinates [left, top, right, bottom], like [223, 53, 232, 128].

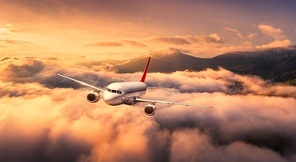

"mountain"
[114, 46, 296, 85]
[116, 48, 211, 73]
[210, 45, 296, 83]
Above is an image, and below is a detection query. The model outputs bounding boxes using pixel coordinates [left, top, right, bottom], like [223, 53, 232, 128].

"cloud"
[0, 24, 32, 48]
[152, 34, 224, 46]
[150, 34, 228, 56]
[85, 40, 146, 48]
[247, 33, 257, 39]
[1, 58, 45, 83]
[146, 69, 296, 98]
[256, 39, 292, 49]
[1, 57, 296, 162]
[0, 23, 25, 34]
[256, 24, 292, 49]
[85, 41, 123, 47]
[0, 40, 32, 47]
[3, 23, 25, 33]
[224, 27, 244, 39]
[188, 34, 224, 44]
[178, 33, 254, 57]
[1, 57, 295, 98]
[153, 36, 191, 45]
[207, 33, 222, 42]
[258, 24, 283, 39]
[123, 40, 146, 47]
[169, 130, 287, 162]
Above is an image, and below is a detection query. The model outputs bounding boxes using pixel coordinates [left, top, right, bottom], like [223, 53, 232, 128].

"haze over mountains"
[84, 46, 296, 85]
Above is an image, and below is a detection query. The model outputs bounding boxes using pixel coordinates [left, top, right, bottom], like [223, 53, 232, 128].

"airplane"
[56, 57, 212, 116]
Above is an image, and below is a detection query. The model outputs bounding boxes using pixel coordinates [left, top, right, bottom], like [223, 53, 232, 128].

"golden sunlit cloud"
[86, 41, 123, 47]
[224, 27, 244, 40]
[256, 24, 292, 49]
[258, 24, 283, 39]
[1, 1, 295, 58]
[85, 40, 146, 48]
[153, 36, 191, 45]
[0, 56, 296, 162]
[256, 39, 292, 49]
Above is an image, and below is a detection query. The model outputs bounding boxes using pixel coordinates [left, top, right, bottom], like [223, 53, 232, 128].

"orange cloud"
[153, 36, 191, 45]
[85, 40, 146, 48]
[123, 40, 146, 48]
[85, 41, 123, 47]
[256, 24, 292, 49]
[1, 55, 296, 162]
[224, 27, 244, 39]
[256, 39, 292, 49]
[258, 24, 283, 39]
[0, 40, 32, 48]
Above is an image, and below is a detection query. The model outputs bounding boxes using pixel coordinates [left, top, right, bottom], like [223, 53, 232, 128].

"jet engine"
[87, 91, 100, 103]
[144, 104, 156, 116]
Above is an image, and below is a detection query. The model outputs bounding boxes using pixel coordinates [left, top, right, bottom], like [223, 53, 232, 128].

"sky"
[1, 0, 296, 59]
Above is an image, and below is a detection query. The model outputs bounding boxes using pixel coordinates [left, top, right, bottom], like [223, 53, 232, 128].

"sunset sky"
[1, 1, 296, 161]
[1, 0, 296, 59]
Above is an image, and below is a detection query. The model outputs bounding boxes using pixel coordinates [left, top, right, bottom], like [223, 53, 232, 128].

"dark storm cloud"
[1, 57, 296, 162]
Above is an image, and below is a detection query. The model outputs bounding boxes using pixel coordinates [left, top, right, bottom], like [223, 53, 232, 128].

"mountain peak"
[147, 48, 183, 57]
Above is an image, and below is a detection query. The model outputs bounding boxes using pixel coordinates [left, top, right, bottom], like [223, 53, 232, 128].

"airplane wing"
[56, 72, 104, 92]
[135, 98, 212, 108]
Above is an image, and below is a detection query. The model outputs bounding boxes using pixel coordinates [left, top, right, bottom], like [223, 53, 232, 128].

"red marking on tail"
[140, 57, 151, 82]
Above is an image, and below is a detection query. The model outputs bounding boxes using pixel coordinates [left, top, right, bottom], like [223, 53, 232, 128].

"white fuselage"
[102, 81, 147, 105]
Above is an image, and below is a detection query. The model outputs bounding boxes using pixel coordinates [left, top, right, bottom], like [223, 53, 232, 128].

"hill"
[211, 45, 296, 83]
[115, 46, 296, 85]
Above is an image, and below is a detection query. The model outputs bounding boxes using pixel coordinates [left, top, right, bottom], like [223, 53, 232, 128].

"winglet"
[56, 71, 59, 76]
[140, 57, 151, 82]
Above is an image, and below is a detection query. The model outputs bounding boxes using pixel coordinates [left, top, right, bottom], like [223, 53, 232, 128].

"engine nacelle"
[144, 104, 156, 116]
[87, 92, 100, 103]
[122, 96, 137, 105]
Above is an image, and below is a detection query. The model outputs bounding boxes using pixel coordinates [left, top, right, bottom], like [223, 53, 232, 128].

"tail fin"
[140, 57, 151, 82]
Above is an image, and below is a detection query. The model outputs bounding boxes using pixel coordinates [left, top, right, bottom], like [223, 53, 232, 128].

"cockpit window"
[106, 88, 122, 94]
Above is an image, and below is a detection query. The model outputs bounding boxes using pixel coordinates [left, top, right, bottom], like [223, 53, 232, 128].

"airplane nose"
[103, 93, 112, 103]
[102, 92, 121, 105]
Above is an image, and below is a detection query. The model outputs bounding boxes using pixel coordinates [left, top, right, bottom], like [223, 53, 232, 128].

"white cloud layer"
[0, 57, 296, 162]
